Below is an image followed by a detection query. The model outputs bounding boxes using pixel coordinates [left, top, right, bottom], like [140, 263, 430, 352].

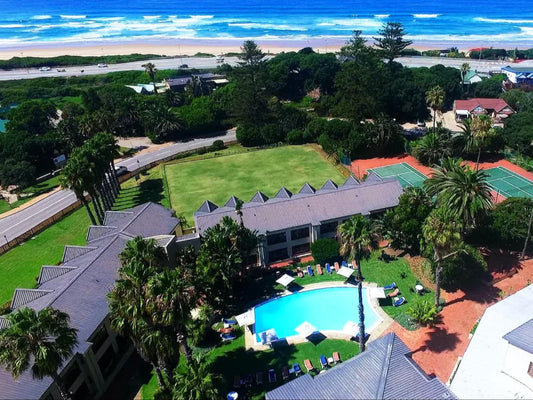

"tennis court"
[485, 167, 533, 199]
[367, 162, 427, 188]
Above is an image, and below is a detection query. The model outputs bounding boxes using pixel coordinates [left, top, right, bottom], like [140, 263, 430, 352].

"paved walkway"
[383, 253, 533, 383]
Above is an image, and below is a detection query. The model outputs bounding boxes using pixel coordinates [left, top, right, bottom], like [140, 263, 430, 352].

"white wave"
[228, 22, 307, 31]
[143, 16, 161, 20]
[317, 22, 335, 26]
[189, 15, 214, 19]
[0, 24, 25, 29]
[93, 17, 125, 21]
[474, 17, 533, 24]
[405, 26, 533, 42]
[375, 14, 389, 18]
[413, 14, 440, 18]
[32, 15, 52, 20]
[60, 15, 86, 19]
[328, 18, 382, 28]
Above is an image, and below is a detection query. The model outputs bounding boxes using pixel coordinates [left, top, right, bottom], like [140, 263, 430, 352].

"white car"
[39, 66, 51, 71]
[97, 63, 108, 68]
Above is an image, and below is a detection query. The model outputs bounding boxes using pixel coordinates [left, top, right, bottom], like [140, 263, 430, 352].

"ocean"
[1, 0, 533, 48]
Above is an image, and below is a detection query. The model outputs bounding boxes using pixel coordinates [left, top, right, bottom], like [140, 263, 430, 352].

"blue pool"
[254, 286, 380, 341]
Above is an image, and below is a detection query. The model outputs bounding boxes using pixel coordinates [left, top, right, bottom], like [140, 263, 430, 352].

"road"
[0, 129, 236, 244]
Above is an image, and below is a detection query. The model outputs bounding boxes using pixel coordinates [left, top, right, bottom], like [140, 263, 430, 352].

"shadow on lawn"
[113, 179, 165, 210]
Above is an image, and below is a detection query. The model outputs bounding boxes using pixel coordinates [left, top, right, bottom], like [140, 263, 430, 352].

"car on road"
[97, 63, 108, 68]
[178, 64, 189, 69]
[114, 166, 128, 176]
[215, 55, 224, 63]
[39, 66, 51, 71]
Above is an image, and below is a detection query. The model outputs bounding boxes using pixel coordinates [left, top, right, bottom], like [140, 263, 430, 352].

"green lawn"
[164, 145, 346, 224]
[0, 176, 62, 217]
[0, 207, 90, 306]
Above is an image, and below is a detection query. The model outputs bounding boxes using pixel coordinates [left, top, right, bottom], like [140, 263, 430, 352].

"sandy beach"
[1, 37, 530, 60]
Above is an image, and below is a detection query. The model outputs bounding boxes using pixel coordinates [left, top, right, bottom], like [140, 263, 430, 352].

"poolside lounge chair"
[293, 363, 301, 375]
[304, 359, 314, 372]
[256, 371, 263, 385]
[352, 259, 358, 269]
[383, 282, 396, 291]
[316, 264, 323, 275]
[223, 318, 237, 325]
[334, 262, 340, 272]
[282, 366, 289, 380]
[306, 265, 314, 276]
[355, 332, 370, 344]
[268, 368, 276, 383]
[296, 266, 304, 278]
[332, 352, 341, 363]
[220, 332, 237, 341]
[393, 296, 406, 307]
[320, 355, 328, 369]
[234, 375, 241, 388]
[325, 263, 332, 274]
[342, 260, 347, 267]
[387, 288, 400, 298]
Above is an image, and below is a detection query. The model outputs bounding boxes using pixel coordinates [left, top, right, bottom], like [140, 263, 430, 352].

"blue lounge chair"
[306, 265, 314, 276]
[223, 318, 237, 325]
[342, 260, 347, 267]
[325, 263, 332, 274]
[383, 282, 396, 291]
[293, 363, 301, 375]
[393, 297, 406, 307]
[220, 332, 237, 341]
[268, 368, 276, 383]
[320, 355, 328, 368]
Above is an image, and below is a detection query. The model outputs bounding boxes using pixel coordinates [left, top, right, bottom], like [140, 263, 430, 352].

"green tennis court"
[367, 163, 427, 188]
[485, 167, 533, 199]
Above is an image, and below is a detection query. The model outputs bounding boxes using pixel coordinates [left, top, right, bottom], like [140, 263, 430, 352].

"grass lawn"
[0, 207, 90, 307]
[164, 145, 347, 224]
[0, 176, 62, 217]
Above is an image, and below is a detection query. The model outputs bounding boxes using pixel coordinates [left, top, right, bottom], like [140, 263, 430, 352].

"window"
[62, 360, 81, 390]
[320, 221, 337, 235]
[97, 346, 116, 377]
[268, 248, 289, 263]
[267, 232, 286, 246]
[89, 324, 108, 354]
[528, 362, 533, 378]
[292, 243, 310, 255]
[291, 227, 309, 241]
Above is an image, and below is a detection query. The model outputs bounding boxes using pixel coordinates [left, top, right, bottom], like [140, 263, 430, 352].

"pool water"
[254, 286, 380, 341]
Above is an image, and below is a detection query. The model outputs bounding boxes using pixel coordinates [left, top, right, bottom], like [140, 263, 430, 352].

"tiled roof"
[266, 333, 455, 400]
[197, 200, 219, 214]
[86, 225, 117, 242]
[62, 245, 97, 263]
[274, 187, 292, 200]
[249, 191, 269, 203]
[195, 178, 403, 234]
[293, 182, 316, 197]
[11, 289, 53, 309]
[503, 318, 533, 354]
[224, 195, 241, 209]
[342, 175, 360, 187]
[37, 266, 78, 284]
[454, 98, 513, 113]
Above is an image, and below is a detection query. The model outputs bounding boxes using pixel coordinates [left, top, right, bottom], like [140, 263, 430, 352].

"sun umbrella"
[276, 273, 295, 287]
[295, 321, 318, 338]
[235, 309, 255, 327]
[342, 320, 359, 337]
[369, 287, 386, 299]
[338, 266, 355, 279]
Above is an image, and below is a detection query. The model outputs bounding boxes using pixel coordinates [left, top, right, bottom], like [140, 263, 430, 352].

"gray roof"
[62, 245, 97, 263]
[250, 191, 269, 203]
[503, 318, 533, 354]
[224, 195, 241, 209]
[0, 202, 179, 400]
[194, 178, 403, 234]
[318, 179, 338, 192]
[266, 333, 455, 400]
[294, 182, 316, 197]
[197, 200, 218, 214]
[343, 175, 360, 187]
[274, 187, 292, 200]
[37, 266, 77, 284]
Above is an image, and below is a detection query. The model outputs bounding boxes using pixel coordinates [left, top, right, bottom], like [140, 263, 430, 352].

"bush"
[408, 299, 438, 326]
[440, 245, 488, 290]
[209, 139, 225, 151]
[236, 124, 263, 147]
[488, 197, 533, 250]
[287, 129, 306, 144]
[311, 238, 341, 265]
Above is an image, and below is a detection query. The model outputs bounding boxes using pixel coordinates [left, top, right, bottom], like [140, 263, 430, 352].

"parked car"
[178, 64, 189, 69]
[97, 63, 108, 68]
[114, 166, 128, 176]
[39, 66, 51, 71]
[416, 121, 426, 128]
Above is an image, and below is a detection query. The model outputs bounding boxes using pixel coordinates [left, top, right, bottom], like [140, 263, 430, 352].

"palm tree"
[471, 114, 493, 171]
[422, 208, 463, 307]
[142, 62, 158, 94]
[172, 352, 220, 400]
[0, 307, 78, 400]
[412, 132, 452, 166]
[426, 85, 445, 132]
[119, 236, 168, 270]
[337, 215, 375, 352]
[460, 62, 470, 90]
[424, 157, 492, 228]
[144, 104, 183, 143]
[459, 118, 476, 156]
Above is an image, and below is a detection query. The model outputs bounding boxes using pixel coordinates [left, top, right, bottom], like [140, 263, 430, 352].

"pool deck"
[243, 281, 394, 351]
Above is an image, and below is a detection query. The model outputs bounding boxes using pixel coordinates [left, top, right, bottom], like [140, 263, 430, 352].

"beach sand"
[0, 37, 529, 60]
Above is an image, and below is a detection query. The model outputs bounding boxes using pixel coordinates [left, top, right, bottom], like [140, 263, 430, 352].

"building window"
[291, 227, 309, 241]
[268, 248, 289, 263]
[320, 221, 338, 235]
[528, 362, 533, 378]
[292, 243, 310, 255]
[89, 324, 108, 354]
[97, 346, 116, 377]
[267, 232, 286, 246]
[62, 359, 81, 391]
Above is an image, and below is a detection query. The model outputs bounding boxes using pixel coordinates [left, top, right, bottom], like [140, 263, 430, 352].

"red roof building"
[453, 98, 515, 124]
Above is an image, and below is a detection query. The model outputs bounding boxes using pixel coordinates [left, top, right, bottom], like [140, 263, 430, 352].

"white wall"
[502, 343, 533, 391]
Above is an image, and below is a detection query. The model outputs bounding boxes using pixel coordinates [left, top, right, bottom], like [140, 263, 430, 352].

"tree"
[6, 100, 58, 136]
[411, 131, 452, 166]
[337, 216, 375, 352]
[488, 197, 533, 250]
[142, 63, 158, 94]
[311, 238, 341, 265]
[119, 236, 168, 270]
[503, 112, 533, 156]
[171, 352, 220, 400]
[373, 22, 413, 64]
[382, 187, 434, 253]
[145, 103, 183, 143]
[470, 114, 494, 170]
[460, 62, 470, 90]
[424, 157, 492, 229]
[0, 307, 78, 400]
[422, 207, 463, 306]
[426, 85, 445, 131]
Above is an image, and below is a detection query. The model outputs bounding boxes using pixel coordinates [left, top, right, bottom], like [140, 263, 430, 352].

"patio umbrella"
[259, 328, 278, 345]
[235, 309, 255, 327]
[295, 321, 317, 338]
[276, 273, 295, 287]
[342, 320, 359, 337]
[369, 287, 386, 299]
[338, 266, 355, 279]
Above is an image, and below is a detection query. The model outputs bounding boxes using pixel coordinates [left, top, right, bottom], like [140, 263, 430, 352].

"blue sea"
[1, 0, 533, 48]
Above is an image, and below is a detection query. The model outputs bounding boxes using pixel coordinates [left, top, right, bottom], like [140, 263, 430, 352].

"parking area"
[367, 162, 427, 188]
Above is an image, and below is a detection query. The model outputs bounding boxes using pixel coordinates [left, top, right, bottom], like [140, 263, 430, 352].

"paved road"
[0, 56, 241, 81]
[0, 129, 236, 243]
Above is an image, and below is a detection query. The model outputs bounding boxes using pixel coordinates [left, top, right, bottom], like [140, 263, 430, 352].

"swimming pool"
[254, 286, 380, 342]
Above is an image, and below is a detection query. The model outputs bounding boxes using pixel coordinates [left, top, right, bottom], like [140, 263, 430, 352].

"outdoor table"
[415, 284, 424, 294]
[328, 357, 334, 364]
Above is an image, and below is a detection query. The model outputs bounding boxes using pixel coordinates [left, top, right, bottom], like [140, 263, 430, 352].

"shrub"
[487, 197, 533, 250]
[311, 238, 341, 265]
[209, 139, 225, 151]
[236, 124, 263, 147]
[408, 299, 438, 326]
[287, 129, 306, 144]
[440, 245, 488, 290]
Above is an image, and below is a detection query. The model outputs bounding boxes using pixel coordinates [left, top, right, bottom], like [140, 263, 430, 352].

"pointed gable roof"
[250, 191, 269, 203]
[38, 266, 78, 285]
[319, 179, 338, 192]
[274, 187, 292, 200]
[86, 226, 117, 242]
[364, 173, 383, 184]
[11, 289, 53, 309]
[296, 182, 316, 197]
[343, 175, 360, 187]
[62, 245, 98, 264]
[224, 195, 241, 209]
[196, 200, 218, 214]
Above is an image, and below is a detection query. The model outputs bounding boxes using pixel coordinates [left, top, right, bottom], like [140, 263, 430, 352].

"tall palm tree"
[459, 118, 476, 156]
[119, 236, 168, 270]
[142, 63, 158, 94]
[144, 104, 183, 143]
[424, 157, 492, 228]
[172, 352, 220, 400]
[0, 307, 78, 400]
[422, 208, 463, 307]
[337, 215, 375, 352]
[460, 62, 470, 90]
[412, 132, 452, 166]
[471, 114, 493, 171]
[426, 85, 445, 132]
